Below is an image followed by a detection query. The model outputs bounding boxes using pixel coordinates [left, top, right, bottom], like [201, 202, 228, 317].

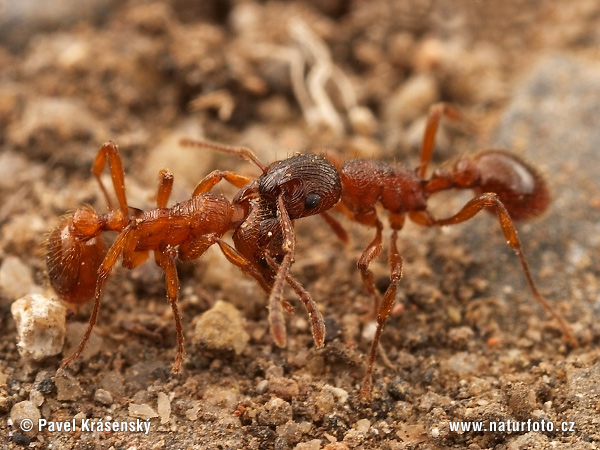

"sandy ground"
[0, 1, 599, 449]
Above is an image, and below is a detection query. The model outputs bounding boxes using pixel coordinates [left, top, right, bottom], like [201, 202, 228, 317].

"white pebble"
[11, 294, 67, 361]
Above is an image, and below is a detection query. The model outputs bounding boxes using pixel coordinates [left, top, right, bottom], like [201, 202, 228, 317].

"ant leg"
[265, 194, 297, 348]
[60, 224, 136, 368]
[417, 103, 462, 178]
[154, 248, 185, 373]
[180, 138, 267, 173]
[361, 229, 404, 398]
[425, 193, 577, 347]
[320, 211, 349, 243]
[266, 255, 326, 348]
[92, 141, 129, 218]
[157, 169, 174, 208]
[356, 215, 384, 315]
[192, 170, 253, 197]
[217, 240, 300, 346]
[216, 239, 272, 294]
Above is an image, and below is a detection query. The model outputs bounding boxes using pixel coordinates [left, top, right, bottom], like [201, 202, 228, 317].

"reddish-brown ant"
[180, 139, 342, 348]
[323, 103, 577, 397]
[46, 140, 341, 371]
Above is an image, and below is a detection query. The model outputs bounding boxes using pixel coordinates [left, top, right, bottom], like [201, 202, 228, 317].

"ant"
[323, 103, 578, 397]
[46, 141, 341, 372]
[180, 139, 342, 348]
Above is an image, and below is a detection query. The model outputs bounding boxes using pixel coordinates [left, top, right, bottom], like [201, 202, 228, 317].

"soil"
[1, 1, 599, 449]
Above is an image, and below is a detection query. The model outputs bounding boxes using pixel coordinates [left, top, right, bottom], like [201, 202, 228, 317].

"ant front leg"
[92, 141, 130, 219]
[411, 193, 577, 347]
[266, 194, 297, 348]
[192, 170, 253, 197]
[155, 247, 185, 373]
[266, 255, 326, 349]
[216, 239, 273, 294]
[157, 169, 174, 208]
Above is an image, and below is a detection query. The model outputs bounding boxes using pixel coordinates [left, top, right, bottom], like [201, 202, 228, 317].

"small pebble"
[157, 392, 171, 424]
[63, 322, 103, 361]
[12, 432, 30, 446]
[185, 403, 201, 421]
[100, 371, 125, 396]
[256, 379, 269, 394]
[55, 371, 83, 401]
[323, 385, 348, 404]
[143, 118, 209, 190]
[324, 443, 349, 450]
[128, 403, 159, 419]
[193, 300, 249, 354]
[10, 400, 41, 433]
[383, 73, 439, 125]
[29, 390, 44, 407]
[94, 389, 113, 406]
[8, 96, 107, 147]
[268, 377, 299, 401]
[355, 418, 370, 433]
[361, 321, 377, 342]
[257, 398, 293, 427]
[11, 294, 67, 360]
[446, 352, 479, 375]
[295, 440, 322, 450]
[0, 256, 36, 301]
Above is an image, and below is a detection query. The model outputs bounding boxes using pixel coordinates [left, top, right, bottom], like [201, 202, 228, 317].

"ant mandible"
[323, 103, 578, 397]
[47, 141, 341, 371]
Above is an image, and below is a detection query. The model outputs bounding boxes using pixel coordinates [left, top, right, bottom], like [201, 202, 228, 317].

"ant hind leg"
[361, 229, 404, 399]
[426, 193, 577, 347]
[60, 225, 136, 369]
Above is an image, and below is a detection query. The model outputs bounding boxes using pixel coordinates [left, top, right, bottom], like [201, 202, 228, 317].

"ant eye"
[304, 193, 322, 210]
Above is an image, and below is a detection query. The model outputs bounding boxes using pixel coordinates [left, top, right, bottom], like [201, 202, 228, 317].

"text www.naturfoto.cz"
[449, 420, 576, 433]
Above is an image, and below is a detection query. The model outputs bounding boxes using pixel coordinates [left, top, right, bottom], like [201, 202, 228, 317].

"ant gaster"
[324, 103, 577, 397]
[46, 141, 341, 371]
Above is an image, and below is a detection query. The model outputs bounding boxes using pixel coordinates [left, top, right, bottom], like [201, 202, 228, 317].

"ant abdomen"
[472, 150, 550, 220]
[45, 213, 108, 304]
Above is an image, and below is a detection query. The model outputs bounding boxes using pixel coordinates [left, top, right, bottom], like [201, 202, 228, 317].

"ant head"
[471, 150, 550, 220]
[259, 154, 342, 219]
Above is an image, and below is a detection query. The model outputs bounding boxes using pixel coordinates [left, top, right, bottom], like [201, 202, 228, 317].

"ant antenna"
[180, 138, 268, 174]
